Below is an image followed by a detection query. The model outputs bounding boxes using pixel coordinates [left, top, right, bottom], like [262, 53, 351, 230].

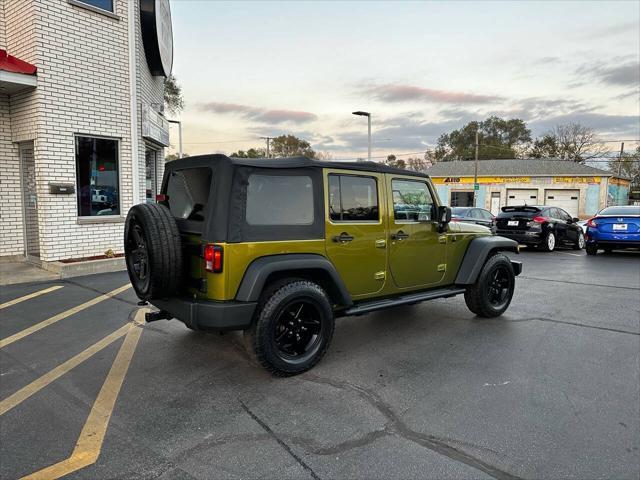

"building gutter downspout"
[128, 0, 141, 205]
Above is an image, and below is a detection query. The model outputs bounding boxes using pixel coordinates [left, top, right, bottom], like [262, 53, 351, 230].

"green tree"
[270, 135, 315, 158]
[385, 154, 406, 169]
[436, 116, 531, 161]
[229, 148, 266, 158]
[165, 152, 189, 161]
[530, 123, 607, 163]
[164, 74, 184, 115]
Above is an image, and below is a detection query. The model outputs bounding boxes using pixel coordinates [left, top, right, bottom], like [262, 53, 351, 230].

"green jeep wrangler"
[125, 155, 521, 376]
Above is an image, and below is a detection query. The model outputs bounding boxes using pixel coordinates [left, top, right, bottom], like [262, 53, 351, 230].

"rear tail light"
[204, 244, 223, 273]
[156, 194, 168, 202]
[586, 218, 597, 228]
[532, 216, 549, 223]
[450, 217, 460, 222]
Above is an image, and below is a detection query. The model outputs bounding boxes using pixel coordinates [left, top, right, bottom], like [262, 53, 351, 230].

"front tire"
[573, 231, 585, 250]
[585, 244, 598, 255]
[243, 280, 335, 376]
[464, 254, 516, 318]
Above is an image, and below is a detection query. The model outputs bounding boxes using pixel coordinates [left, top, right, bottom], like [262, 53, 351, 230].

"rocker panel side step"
[343, 287, 467, 316]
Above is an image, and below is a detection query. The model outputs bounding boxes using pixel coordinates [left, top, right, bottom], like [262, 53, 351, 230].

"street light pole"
[167, 119, 183, 158]
[474, 130, 479, 207]
[352, 111, 371, 162]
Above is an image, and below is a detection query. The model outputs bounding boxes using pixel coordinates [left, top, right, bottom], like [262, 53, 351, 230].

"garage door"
[506, 189, 538, 206]
[545, 189, 579, 217]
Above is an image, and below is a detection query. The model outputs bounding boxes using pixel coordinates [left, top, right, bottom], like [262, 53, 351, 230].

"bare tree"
[532, 123, 608, 163]
[406, 156, 430, 173]
[315, 151, 334, 161]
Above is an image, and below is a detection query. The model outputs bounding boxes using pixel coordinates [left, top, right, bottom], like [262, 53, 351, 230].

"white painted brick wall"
[0, 94, 23, 256]
[2, 0, 166, 261]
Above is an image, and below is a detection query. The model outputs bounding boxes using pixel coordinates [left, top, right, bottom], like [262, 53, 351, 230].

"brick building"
[0, 0, 173, 263]
[427, 159, 630, 218]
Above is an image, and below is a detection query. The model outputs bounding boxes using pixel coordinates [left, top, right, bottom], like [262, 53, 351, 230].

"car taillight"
[204, 244, 223, 273]
[156, 194, 168, 202]
[532, 216, 549, 223]
[586, 218, 597, 228]
[450, 217, 460, 222]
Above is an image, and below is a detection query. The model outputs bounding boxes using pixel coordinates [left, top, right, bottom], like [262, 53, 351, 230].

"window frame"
[68, 0, 118, 18]
[328, 173, 381, 224]
[74, 134, 122, 221]
[391, 178, 437, 224]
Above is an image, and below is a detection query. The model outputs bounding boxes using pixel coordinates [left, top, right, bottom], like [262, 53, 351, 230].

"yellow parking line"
[21, 310, 145, 480]
[0, 324, 130, 416]
[0, 286, 64, 310]
[0, 284, 131, 349]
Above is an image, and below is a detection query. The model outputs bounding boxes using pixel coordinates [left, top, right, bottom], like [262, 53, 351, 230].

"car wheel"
[124, 203, 183, 300]
[464, 254, 516, 318]
[585, 244, 598, 255]
[243, 280, 335, 376]
[541, 231, 556, 252]
[573, 232, 585, 250]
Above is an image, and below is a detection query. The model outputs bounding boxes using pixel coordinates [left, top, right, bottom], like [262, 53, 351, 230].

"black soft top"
[167, 154, 429, 178]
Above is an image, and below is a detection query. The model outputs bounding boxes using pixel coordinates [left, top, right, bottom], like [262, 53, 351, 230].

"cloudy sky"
[168, 1, 640, 160]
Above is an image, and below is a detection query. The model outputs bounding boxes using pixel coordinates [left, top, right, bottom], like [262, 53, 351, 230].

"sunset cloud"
[199, 102, 317, 124]
[367, 84, 503, 104]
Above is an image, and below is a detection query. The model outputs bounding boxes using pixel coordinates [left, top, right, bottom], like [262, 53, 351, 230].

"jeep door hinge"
[437, 264, 447, 272]
[375, 239, 387, 248]
[374, 271, 386, 280]
[438, 235, 447, 244]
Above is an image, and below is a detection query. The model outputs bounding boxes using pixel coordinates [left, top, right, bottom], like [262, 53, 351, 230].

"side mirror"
[572, 217, 580, 223]
[437, 205, 451, 232]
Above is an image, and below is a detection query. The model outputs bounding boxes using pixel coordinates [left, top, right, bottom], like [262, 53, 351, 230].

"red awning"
[0, 49, 37, 75]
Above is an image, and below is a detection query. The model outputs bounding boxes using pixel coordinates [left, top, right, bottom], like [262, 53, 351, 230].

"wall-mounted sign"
[140, 0, 173, 77]
[554, 176, 601, 184]
[432, 176, 531, 185]
[142, 104, 170, 146]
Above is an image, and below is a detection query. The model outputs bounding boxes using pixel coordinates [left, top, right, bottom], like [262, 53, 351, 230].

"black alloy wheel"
[486, 264, 513, 309]
[273, 299, 324, 361]
[464, 253, 516, 318]
[126, 223, 150, 291]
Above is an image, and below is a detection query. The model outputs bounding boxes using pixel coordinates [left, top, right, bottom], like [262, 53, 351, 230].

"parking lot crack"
[518, 276, 640, 291]
[508, 317, 639, 336]
[239, 399, 322, 480]
[302, 374, 522, 480]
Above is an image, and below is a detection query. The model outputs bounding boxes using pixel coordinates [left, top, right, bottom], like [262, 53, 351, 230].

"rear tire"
[243, 280, 335, 376]
[585, 244, 598, 255]
[573, 232, 585, 250]
[541, 231, 556, 252]
[464, 254, 516, 318]
[124, 203, 183, 300]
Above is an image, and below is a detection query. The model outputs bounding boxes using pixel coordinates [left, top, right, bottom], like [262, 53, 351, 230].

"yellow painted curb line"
[0, 284, 131, 349]
[0, 286, 64, 310]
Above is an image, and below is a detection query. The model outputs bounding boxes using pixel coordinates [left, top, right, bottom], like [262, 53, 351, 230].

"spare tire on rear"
[124, 203, 183, 300]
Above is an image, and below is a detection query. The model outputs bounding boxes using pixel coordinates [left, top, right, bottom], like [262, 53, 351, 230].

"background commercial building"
[427, 159, 630, 218]
[0, 0, 173, 263]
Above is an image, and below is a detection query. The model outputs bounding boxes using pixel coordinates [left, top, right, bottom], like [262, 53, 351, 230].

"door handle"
[391, 230, 409, 241]
[332, 232, 354, 243]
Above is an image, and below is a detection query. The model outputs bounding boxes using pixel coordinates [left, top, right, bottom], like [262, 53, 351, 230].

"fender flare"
[235, 254, 353, 306]
[455, 236, 519, 285]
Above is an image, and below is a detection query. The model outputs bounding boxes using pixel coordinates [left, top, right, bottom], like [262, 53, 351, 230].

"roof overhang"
[0, 49, 37, 95]
[0, 70, 37, 94]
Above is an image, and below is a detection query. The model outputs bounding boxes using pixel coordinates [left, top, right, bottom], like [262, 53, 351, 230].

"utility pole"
[260, 136, 274, 158]
[474, 130, 479, 207]
[617, 142, 624, 177]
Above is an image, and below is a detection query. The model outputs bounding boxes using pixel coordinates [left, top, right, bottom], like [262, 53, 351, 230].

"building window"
[76, 136, 120, 217]
[328, 174, 379, 222]
[450, 191, 474, 207]
[72, 0, 114, 12]
[145, 148, 158, 203]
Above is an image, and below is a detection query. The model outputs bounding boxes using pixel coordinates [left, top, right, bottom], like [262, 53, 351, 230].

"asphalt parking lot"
[1, 249, 639, 480]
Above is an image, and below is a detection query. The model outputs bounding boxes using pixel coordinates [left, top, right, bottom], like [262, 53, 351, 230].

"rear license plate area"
[613, 224, 628, 231]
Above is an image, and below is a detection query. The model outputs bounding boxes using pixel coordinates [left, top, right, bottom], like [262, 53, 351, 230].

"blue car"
[585, 205, 640, 255]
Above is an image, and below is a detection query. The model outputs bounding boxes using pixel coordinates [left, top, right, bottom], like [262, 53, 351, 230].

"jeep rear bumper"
[151, 297, 256, 331]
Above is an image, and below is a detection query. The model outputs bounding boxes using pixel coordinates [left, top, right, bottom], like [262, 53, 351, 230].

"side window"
[329, 174, 379, 222]
[558, 208, 571, 221]
[480, 209, 493, 219]
[246, 175, 314, 225]
[546, 208, 558, 219]
[392, 179, 435, 222]
[73, 0, 114, 13]
[469, 209, 481, 218]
